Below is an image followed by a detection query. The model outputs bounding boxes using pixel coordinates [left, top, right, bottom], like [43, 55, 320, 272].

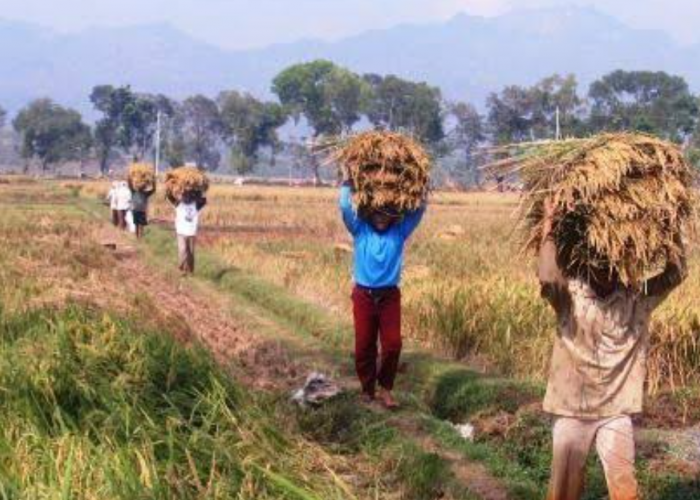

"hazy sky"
[0, 0, 698, 48]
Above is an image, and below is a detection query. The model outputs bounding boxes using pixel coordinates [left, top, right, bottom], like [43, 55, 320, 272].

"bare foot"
[378, 389, 399, 410]
[360, 392, 375, 405]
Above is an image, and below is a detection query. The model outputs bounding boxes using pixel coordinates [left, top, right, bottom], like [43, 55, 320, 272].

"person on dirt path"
[128, 181, 155, 240]
[538, 196, 687, 500]
[114, 181, 132, 231]
[174, 191, 207, 275]
[339, 180, 426, 410]
[105, 181, 120, 227]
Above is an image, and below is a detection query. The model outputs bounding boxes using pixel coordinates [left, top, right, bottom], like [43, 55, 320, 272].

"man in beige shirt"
[539, 198, 686, 500]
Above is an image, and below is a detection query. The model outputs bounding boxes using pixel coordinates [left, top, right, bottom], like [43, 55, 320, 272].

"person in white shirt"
[114, 181, 133, 230]
[174, 191, 207, 274]
[105, 181, 120, 227]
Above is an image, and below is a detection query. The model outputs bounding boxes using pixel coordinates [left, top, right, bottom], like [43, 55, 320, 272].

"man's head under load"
[364, 206, 402, 233]
[556, 241, 622, 298]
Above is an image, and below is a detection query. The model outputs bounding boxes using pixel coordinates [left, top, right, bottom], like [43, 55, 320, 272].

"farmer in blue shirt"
[340, 182, 426, 409]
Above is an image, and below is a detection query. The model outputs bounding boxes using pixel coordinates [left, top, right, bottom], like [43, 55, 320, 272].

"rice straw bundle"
[164, 166, 210, 203]
[482, 133, 696, 288]
[328, 131, 431, 213]
[127, 163, 156, 192]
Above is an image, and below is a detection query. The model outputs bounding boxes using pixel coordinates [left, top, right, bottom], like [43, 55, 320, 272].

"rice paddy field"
[0, 179, 455, 500]
[137, 183, 700, 398]
[6, 177, 700, 499]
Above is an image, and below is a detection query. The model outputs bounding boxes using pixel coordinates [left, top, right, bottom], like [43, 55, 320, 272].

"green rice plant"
[0, 304, 355, 500]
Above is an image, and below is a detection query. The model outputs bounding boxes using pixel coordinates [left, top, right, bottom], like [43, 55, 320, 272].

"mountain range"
[2, 6, 700, 115]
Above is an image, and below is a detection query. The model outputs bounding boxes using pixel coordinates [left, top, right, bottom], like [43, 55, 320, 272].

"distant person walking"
[129, 182, 155, 239]
[106, 181, 120, 227]
[174, 192, 207, 275]
[339, 181, 426, 409]
[114, 181, 132, 230]
[539, 197, 686, 500]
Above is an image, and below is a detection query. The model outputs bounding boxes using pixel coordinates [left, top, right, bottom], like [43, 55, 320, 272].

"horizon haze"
[0, 0, 698, 49]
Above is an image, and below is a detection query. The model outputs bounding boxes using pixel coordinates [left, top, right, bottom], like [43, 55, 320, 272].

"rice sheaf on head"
[484, 133, 697, 289]
[164, 166, 210, 203]
[330, 131, 432, 214]
[127, 163, 156, 192]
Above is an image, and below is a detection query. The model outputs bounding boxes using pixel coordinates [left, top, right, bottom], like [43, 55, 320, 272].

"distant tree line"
[6, 60, 700, 184]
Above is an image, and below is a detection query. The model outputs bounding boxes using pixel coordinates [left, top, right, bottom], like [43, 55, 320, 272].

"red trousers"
[351, 285, 402, 396]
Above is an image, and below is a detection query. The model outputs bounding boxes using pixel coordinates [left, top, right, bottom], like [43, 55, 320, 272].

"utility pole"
[555, 106, 561, 141]
[154, 111, 162, 175]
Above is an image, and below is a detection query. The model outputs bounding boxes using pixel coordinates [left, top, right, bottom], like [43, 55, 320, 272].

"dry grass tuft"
[483, 133, 697, 288]
[326, 131, 431, 213]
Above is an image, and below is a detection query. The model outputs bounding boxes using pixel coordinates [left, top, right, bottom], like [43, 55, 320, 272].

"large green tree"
[588, 70, 699, 141]
[159, 100, 187, 168]
[273, 60, 367, 183]
[181, 95, 223, 170]
[529, 74, 584, 138]
[119, 94, 160, 161]
[273, 60, 366, 135]
[90, 85, 164, 172]
[486, 74, 584, 144]
[363, 74, 444, 144]
[91, 85, 132, 173]
[448, 102, 485, 185]
[14, 99, 92, 171]
[218, 91, 287, 174]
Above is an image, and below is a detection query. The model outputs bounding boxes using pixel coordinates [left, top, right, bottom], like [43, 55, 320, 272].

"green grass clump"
[0, 304, 351, 500]
[294, 395, 454, 500]
[294, 394, 395, 454]
[429, 369, 542, 422]
[395, 445, 451, 500]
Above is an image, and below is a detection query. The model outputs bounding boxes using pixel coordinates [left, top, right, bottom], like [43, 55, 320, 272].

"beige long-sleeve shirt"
[539, 239, 685, 418]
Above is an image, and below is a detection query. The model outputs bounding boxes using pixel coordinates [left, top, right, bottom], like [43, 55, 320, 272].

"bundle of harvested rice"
[127, 163, 156, 192]
[482, 133, 696, 288]
[327, 131, 431, 213]
[164, 166, 210, 203]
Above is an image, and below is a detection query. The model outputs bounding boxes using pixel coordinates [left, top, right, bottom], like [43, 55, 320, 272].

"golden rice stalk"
[482, 133, 697, 288]
[127, 163, 156, 192]
[164, 166, 210, 203]
[325, 131, 432, 213]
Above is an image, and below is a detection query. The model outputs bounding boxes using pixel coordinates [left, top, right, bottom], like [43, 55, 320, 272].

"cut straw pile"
[164, 167, 210, 203]
[127, 163, 156, 192]
[483, 133, 696, 288]
[328, 131, 431, 213]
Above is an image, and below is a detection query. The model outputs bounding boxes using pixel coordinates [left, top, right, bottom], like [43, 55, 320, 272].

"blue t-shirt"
[339, 185, 426, 288]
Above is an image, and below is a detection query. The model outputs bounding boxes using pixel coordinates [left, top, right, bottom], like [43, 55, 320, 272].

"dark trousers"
[351, 285, 402, 396]
[111, 209, 119, 227]
[116, 210, 127, 230]
[178, 235, 196, 273]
